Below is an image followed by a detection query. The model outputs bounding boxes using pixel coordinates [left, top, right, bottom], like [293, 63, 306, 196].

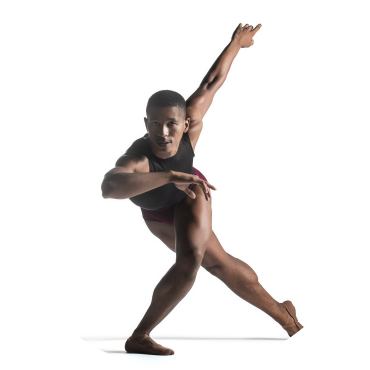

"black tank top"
[120, 131, 195, 210]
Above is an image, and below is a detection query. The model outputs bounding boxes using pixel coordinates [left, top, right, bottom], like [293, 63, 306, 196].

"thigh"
[173, 184, 213, 260]
[144, 220, 176, 252]
[141, 204, 176, 226]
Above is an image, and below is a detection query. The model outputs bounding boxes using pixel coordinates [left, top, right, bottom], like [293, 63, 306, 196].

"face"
[144, 106, 190, 159]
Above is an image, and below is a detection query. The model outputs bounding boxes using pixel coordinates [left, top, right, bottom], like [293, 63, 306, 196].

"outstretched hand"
[232, 23, 262, 48]
[171, 171, 217, 201]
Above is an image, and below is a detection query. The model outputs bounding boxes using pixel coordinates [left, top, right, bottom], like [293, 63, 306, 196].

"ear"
[184, 117, 190, 133]
[144, 117, 148, 131]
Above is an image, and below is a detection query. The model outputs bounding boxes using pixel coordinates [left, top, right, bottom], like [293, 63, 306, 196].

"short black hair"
[146, 90, 186, 118]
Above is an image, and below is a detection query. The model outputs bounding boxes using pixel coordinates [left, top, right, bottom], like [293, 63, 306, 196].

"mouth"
[157, 141, 171, 147]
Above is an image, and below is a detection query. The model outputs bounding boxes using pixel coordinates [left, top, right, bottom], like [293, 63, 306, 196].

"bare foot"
[125, 333, 174, 355]
[281, 300, 304, 337]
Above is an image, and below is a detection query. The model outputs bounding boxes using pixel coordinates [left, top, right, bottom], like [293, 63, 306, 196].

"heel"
[282, 300, 304, 336]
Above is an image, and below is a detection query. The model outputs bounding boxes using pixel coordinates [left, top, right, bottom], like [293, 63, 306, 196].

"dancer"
[101, 22, 303, 356]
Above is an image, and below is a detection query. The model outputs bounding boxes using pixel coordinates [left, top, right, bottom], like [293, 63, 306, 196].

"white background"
[1, 0, 369, 369]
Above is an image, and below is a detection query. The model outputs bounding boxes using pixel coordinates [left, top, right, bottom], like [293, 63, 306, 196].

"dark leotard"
[140, 166, 208, 225]
[120, 131, 195, 210]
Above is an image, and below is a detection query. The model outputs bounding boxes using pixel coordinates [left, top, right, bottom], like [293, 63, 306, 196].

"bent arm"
[102, 171, 174, 199]
[101, 155, 174, 199]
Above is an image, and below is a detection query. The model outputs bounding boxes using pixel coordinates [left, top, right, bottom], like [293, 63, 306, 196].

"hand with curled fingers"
[170, 171, 217, 201]
[231, 22, 262, 48]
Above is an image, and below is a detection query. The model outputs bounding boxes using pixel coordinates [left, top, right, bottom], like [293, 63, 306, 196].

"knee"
[183, 247, 205, 269]
[203, 263, 224, 277]
[176, 247, 204, 278]
[202, 251, 229, 278]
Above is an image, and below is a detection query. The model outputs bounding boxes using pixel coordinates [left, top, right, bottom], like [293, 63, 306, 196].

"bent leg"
[128, 185, 212, 353]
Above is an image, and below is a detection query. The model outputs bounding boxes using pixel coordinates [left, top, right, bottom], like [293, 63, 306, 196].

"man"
[101, 22, 303, 356]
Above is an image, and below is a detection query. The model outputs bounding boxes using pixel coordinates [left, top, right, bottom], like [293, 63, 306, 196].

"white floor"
[82, 335, 289, 369]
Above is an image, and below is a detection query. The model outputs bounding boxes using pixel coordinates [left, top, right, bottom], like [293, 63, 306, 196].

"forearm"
[201, 38, 241, 89]
[186, 24, 259, 121]
[102, 171, 173, 199]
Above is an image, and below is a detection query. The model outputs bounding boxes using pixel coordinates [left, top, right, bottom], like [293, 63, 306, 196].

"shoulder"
[115, 133, 151, 171]
[115, 154, 149, 173]
[125, 134, 149, 153]
[121, 133, 152, 158]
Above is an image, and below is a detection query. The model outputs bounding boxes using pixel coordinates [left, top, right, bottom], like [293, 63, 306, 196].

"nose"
[158, 124, 169, 137]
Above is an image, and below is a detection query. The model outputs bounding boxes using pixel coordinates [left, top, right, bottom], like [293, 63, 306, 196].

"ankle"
[132, 329, 150, 337]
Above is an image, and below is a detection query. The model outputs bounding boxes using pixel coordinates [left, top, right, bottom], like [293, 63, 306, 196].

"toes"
[162, 346, 175, 355]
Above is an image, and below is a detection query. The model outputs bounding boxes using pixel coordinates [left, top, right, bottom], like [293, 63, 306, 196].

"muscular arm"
[102, 171, 174, 200]
[101, 155, 173, 199]
[101, 155, 216, 200]
[186, 23, 262, 149]
[186, 39, 240, 120]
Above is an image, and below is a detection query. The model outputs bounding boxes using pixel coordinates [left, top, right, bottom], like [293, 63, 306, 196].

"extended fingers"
[242, 23, 262, 35]
[200, 182, 209, 200]
[193, 179, 217, 201]
[206, 181, 217, 190]
[198, 181, 210, 201]
[251, 23, 262, 35]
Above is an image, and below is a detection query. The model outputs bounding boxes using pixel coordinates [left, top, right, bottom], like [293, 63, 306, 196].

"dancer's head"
[144, 90, 190, 158]
[146, 90, 186, 119]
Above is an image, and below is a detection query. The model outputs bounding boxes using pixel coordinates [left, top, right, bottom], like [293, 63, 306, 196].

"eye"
[169, 122, 176, 126]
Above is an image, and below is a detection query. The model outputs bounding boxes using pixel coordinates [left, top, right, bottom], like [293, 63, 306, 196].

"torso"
[119, 131, 195, 210]
[133, 136, 195, 174]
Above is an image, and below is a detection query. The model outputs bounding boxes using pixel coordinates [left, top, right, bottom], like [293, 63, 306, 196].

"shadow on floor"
[82, 336, 287, 341]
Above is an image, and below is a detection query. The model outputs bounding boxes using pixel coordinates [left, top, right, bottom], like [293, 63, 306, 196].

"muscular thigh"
[173, 184, 212, 259]
[145, 186, 228, 269]
[144, 185, 212, 254]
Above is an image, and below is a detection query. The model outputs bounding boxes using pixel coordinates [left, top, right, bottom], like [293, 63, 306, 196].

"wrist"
[168, 170, 176, 183]
[230, 38, 242, 50]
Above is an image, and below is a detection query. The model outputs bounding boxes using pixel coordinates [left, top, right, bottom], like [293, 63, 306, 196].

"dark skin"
[102, 23, 302, 355]
[143, 106, 214, 200]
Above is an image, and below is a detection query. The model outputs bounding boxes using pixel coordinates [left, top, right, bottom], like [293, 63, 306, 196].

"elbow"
[202, 73, 222, 86]
[101, 181, 128, 200]
[200, 78, 213, 89]
[101, 181, 113, 199]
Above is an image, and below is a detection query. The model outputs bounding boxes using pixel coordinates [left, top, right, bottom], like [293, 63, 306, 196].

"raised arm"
[186, 23, 262, 149]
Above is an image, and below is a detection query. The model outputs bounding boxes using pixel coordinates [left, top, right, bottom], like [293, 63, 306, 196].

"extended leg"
[201, 232, 301, 336]
[227, 256, 299, 334]
[145, 222, 302, 337]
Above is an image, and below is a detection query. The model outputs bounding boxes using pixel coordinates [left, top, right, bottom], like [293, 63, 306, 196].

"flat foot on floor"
[125, 333, 175, 355]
